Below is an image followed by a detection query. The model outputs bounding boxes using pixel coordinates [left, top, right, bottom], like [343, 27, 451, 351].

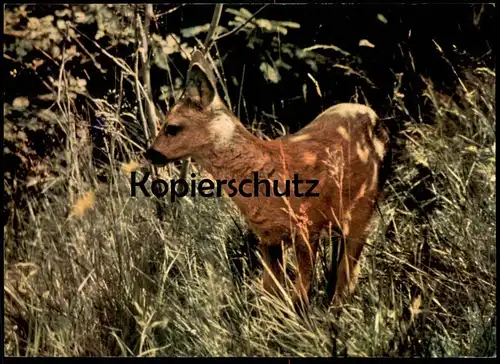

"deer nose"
[145, 148, 169, 166]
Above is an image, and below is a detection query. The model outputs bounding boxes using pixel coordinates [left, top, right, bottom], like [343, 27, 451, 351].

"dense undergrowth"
[3, 4, 496, 357]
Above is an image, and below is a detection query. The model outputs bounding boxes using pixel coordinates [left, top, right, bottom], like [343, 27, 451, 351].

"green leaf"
[259, 62, 280, 83]
[12, 97, 30, 110]
[276, 21, 301, 29]
[181, 23, 210, 38]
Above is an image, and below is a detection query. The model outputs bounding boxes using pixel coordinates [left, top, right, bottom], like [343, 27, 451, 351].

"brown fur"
[146, 50, 390, 308]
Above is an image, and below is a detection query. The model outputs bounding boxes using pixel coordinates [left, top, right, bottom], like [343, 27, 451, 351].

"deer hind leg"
[292, 237, 318, 311]
[261, 244, 285, 298]
[330, 195, 377, 306]
[326, 234, 342, 303]
[331, 229, 367, 306]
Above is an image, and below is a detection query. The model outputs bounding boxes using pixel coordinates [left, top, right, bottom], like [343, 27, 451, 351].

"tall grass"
[4, 65, 495, 356]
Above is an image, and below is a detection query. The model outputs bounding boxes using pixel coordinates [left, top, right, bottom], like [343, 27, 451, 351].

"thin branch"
[210, 42, 232, 110]
[137, 6, 159, 138]
[237, 64, 246, 120]
[154, 5, 183, 19]
[213, 5, 269, 43]
[135, 5, 167, 221]
[69, 23, 133, 75]
[116, 72, 124, 119]
[69, 32, 105, 73]
[134, 52, 149, 142]
[69, 23, 156, 123]
[203, 4, 224, 52]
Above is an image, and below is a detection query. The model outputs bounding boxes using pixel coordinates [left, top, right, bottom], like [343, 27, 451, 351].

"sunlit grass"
[4, 63, 495, 357]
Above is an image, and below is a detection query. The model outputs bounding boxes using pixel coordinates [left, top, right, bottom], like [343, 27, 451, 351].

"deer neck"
[196, 122, 273, 183]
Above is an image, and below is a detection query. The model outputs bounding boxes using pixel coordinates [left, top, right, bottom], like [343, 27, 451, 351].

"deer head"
[145, 50, 236, 166]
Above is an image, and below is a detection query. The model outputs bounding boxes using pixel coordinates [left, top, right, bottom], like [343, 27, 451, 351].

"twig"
[154, 5, 183, 19]
[69, 23, 155, 114]
[69, 23, 133, 76]
[213, 5, 269, 42]
[134, 52, 149, 142]
[209, 43, 232, 110]
[116, 72, 124, 119]
[135, 5, 166, 221]
[237, 64, 246, 120]
[203, 4, 224, 52]
[69, 32, 104, 73]
[137, 5, 159, 137]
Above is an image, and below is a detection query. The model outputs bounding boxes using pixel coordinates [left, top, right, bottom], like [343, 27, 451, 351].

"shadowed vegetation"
[3, 4, 496, 357]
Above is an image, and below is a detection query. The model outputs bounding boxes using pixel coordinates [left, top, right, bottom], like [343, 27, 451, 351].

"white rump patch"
[210, 112, 236, 148]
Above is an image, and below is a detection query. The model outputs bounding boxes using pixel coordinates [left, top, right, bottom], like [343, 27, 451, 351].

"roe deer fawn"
[146, 50, 390, 309]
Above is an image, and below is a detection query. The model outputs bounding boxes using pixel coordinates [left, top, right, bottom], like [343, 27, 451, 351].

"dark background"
[5, 4, 495, 131]
[3, 3, 496, 213]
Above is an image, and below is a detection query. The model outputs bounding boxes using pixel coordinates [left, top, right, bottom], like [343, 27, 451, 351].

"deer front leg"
[292, 237, 318, 311]
[261, 244, 285, 298]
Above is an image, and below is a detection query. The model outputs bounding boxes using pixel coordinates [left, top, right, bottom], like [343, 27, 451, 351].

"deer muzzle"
[145, 148, 170, 166]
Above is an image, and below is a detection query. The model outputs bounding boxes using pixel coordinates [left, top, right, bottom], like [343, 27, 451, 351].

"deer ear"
[186, 52, 217, 107]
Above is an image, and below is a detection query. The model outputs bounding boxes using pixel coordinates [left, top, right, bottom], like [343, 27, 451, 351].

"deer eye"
[165, 124, 183, 136]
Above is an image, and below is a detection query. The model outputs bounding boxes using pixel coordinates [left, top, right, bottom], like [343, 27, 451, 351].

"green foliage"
[3, 4, 496, 358]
